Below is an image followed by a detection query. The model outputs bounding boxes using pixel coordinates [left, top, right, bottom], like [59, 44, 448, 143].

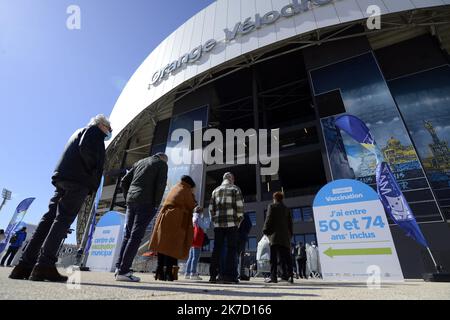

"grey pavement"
[0, 267, 449, 300]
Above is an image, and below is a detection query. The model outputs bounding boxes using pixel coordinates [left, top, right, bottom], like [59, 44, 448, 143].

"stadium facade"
[77, 0, 450, 278]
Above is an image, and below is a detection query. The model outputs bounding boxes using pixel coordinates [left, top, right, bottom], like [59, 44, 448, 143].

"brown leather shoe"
[29, 265, 68, 282]
[9, 264, 33, 280]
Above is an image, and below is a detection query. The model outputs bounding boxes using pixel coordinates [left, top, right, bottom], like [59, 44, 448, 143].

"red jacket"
[192, 225, 205, 248]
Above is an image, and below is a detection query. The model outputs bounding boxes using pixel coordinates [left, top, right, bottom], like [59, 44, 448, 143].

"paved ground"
[0, 267, 449, 300]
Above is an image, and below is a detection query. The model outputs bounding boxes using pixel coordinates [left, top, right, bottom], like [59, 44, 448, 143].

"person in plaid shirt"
[208, 172, 244, 284]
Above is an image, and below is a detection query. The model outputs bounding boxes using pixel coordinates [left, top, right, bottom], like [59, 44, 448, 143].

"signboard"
[313, 179, 404, 282]
[149, 0, 341, 86]
[86, 211, 125, 272]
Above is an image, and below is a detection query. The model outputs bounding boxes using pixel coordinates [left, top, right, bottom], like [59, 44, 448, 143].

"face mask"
[104, 131, 112, 141]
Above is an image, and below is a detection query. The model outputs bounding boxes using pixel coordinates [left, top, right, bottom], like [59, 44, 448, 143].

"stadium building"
[77, 0, 450, 278]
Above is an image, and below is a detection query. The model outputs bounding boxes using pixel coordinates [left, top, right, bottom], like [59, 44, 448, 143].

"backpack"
[9, 234, 17, 244]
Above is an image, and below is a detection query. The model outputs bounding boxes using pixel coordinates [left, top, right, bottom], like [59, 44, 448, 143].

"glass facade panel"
[302, 207, 314, 222]
[292, 208, 302, 223]
[164, 106, 208, 202]
[247, 237, 257, 251]
[388, 66, 450, 220]
[305, 233, 317, 245]
[293, 234, 305, 245]
[310, 53, 442, 222]
[247, 211, 257, 226]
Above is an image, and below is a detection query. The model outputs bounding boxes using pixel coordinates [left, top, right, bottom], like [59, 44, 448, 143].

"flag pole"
[426, 246, 441, 273]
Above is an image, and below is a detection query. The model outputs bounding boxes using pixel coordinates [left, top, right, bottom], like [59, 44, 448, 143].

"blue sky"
[0, 0, 214, 244]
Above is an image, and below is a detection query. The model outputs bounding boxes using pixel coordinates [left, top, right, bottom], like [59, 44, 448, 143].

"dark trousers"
[19, 181, 89, 268]
[237, 238, 247, 277]
[116, 203, 156, 274]
[157, 253, 177, 268]
[1, 246, 19, 266]
[270, 244, 293, 280]
[297, 258, 307, 278]
[210, 227, 238, 281]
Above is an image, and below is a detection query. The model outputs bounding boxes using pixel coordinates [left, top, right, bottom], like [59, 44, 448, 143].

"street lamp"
[0, 188, 12, 213]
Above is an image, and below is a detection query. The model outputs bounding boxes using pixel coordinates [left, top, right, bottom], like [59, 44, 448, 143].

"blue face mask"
[105, 131, 112, 141]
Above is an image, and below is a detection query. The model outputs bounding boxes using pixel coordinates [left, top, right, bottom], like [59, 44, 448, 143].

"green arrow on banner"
[323, 247, 392, 258]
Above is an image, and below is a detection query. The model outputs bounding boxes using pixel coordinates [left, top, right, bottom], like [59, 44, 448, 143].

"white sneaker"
[184, 274, 191, 280]
[115, 272, 141, 282]
[114, 268, 119, 277]
[190, 274, 203, 281]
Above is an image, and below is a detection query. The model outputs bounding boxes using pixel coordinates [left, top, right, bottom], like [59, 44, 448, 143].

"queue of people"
[5, 114, 305, 285]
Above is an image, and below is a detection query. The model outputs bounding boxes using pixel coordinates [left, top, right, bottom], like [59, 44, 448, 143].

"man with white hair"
[10, 114, 112, 282]
[208, 172, 244, 284]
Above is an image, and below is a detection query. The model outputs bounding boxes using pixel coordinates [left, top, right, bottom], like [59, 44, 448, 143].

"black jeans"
[157, 253, 177, 268]
[270, 244, 293, 280]
[1, 246, 19, 266]
[19, 181, 89, 268]
[116, 203, 156, 274]
[210, 227, 238, 281]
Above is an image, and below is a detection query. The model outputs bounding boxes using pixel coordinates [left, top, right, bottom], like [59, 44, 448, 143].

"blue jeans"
[185, 247, 201, 275]
[116, 203, 156, 274]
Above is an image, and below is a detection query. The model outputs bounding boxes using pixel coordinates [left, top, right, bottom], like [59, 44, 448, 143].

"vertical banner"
[313, 179, 403, 282]
[84, 176, 104, 255]
[86, 211, 125, 272]
[0, 197, 35, 254]
[335, 114, 429, 248]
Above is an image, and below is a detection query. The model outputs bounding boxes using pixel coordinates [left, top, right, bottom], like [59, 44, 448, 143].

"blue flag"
[376, 162, 428, 247]
[0, 197, 35, 254]
[335, 114, 428, 248]
[334, 114, 382, 162]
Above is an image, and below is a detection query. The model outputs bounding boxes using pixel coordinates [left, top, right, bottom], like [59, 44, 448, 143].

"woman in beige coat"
[149, 175, 198, 281]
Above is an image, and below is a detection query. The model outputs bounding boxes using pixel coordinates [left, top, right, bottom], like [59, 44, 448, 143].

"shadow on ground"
[82, 281, 320, 298]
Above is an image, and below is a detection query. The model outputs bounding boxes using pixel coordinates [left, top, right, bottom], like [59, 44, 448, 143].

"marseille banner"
[335, 114, 428, 248]
[376, 162, 428, 247]
[0, 197, 35, 254]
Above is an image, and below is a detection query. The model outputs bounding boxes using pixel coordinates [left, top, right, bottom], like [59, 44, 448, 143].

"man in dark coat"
[115, 153, 168, 282]
[10, 115, 111, 282]
[263, 191, 294, 284]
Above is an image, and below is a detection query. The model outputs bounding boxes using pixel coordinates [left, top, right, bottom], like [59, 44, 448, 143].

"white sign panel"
[86, 211, 125, 272]
[313, 179, 404, 282]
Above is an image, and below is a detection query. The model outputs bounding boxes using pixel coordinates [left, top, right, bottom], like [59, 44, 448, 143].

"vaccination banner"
[0, 197, 35, 254]
[86, 211, 125, 272]
[84, 176, 105, 255]
[313, 179, 403, 282]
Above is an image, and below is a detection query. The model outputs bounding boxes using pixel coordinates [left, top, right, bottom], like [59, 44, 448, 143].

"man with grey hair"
[10, 114, 111, 282]
[209, 172, 244, 284]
